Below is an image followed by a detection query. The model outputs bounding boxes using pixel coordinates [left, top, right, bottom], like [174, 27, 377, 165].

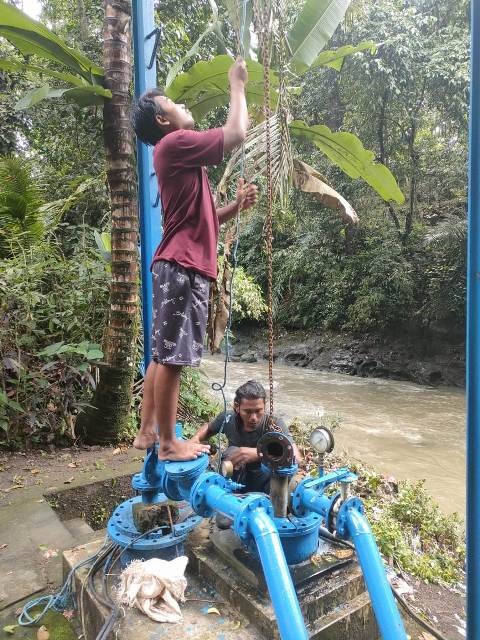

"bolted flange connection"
[257, 431, 295, 471]
[233, 494, 274, 542]
[335, 496, 364, 538]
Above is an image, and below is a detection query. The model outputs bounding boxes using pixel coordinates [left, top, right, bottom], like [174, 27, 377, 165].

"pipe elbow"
[249, 508, 277, 538]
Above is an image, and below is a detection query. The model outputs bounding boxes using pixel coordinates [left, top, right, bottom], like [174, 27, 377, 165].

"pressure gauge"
[309, 427, 335, 454]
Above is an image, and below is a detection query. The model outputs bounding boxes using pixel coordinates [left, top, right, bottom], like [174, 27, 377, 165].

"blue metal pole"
[249, 510, 309, 640]
[346, 509, 406, 640]
[467, 1, 480, 637]
[131, 0, 163, 369]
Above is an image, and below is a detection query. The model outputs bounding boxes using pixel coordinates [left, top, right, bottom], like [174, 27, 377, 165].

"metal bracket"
[146, 27, 161, 70]
[302, 467, 357, 491]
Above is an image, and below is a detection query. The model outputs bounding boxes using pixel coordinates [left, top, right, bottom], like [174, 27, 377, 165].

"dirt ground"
[0, 445, 142, 508]
[0, 446, 466, 640]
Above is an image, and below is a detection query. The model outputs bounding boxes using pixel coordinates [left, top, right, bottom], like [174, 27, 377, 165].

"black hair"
[130, 88, 167, 146]
[234, 380, 267, 405]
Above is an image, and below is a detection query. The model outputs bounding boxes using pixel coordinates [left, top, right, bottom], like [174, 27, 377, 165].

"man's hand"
[235, 178, 258, 212]
[226, 446, 259, 469]
[228, 57, 248, 88]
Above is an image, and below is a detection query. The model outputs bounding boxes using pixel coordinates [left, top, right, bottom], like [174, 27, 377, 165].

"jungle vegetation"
[0, 0, 469, 449]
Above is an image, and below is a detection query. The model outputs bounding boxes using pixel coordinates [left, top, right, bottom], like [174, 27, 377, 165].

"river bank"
[228, 326, 465, 387]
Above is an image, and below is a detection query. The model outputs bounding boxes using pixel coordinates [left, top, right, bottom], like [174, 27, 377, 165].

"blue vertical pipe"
[467, 1, 480, 637]
[346, 509, 406, 640]
[132, 0, 163, 369]
[249, 510, 309, 640]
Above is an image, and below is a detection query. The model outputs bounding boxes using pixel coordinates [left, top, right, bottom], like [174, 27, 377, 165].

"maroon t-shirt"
[151, 127, 224, 279]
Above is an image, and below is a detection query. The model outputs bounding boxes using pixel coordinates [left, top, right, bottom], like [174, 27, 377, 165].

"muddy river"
[201, 355, 466, 515]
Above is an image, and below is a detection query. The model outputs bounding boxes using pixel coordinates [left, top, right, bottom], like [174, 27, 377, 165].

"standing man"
[192, 380, 302, 493]
[130, 58, 258, 460]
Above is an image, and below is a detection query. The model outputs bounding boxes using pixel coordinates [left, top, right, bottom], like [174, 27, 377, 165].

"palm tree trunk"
[77, 0, 138, 444]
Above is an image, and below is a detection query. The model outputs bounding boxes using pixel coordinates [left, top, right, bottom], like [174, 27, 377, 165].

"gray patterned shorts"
[151, 260, 210, 367]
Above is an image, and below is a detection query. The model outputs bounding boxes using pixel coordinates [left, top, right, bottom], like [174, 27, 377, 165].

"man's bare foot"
[158, 438, 210, 461]
[133, 430, 158, 450]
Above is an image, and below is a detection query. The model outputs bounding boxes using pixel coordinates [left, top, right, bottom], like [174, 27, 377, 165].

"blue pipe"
[249, 510, 309, 640]
[298, 486, 332, 518]
[467, 1, 480, 636]
[198, 479, 308, 640]
[132, 0, 163, 369]
[204, 483, 244, 518]
[346, 508, 406, 640]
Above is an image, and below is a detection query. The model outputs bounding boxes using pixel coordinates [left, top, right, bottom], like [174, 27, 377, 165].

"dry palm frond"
[424, 215, 467, 246]
[217, 112, 293, 204]
[293, 159, 358, 225]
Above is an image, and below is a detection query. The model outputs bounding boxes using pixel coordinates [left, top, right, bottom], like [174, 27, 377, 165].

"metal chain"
[258, 1, 275, 418]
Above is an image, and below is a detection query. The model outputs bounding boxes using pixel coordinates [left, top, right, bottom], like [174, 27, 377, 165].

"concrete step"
[0, 499, 77, 608]
[309, 591, 379, 640]
[63, 517, 95, 543]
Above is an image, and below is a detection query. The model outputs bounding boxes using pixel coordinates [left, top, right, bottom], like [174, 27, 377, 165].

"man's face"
[234, 398, 266, 432]
[154, 95, 194, 133]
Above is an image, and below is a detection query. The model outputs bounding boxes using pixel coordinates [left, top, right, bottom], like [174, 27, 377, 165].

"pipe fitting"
[257, 431, 295, 471]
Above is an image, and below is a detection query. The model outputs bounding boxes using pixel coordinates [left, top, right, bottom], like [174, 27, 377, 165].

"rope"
[257, 0, 275, 417]
[211, 0, 248, 471]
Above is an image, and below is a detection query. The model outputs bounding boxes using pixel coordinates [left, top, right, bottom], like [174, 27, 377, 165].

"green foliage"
[178, 368, 220, 438]
[0, 155, 46, 257]
[0, 230, 110, 447]
[231, 265, 268, 321]
[0, 2, 110, 109]
[166, 55, 279, 120]
[238, 199, 416, 332]
[366, 480, 465, 584]
[287, 0, 353, 73]
[311, 41, 377, 71]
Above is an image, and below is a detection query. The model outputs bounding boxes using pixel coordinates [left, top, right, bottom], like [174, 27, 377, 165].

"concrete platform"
[63, 537, 264, 640]
[0, 499, 77, 608]
[187, 525, 379, 640]
[63, 522, 383, 640]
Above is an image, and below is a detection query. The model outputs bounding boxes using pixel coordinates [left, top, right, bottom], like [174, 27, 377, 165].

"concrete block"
[63, 518, 95, 541]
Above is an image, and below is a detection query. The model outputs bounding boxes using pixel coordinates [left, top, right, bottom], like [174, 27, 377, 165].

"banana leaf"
[0, 3, 104, 83]
[311, 41, 377, 71]
[166, 55, 278, 120]
[293, 159, 358, 224]
[290, 120, 405, 203]
[287, 0, 352, 73]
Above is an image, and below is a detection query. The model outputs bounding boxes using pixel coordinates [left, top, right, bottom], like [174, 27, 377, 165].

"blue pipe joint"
[291, 481, 332, 519]
[164, 455, 209, 501]
[191, 472, 230, 517]
[108, 495, 202, 568]
[233, 494, 274, 543]
[261, 463, 298, 477]
[336, 496, 364, 538]
[132, 446, 167, 503]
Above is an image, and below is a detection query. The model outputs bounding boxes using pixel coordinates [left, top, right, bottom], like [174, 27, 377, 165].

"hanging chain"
[255, 0, 275, 419]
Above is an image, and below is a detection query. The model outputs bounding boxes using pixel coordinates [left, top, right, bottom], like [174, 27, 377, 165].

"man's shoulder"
[209, 410, 237, 434]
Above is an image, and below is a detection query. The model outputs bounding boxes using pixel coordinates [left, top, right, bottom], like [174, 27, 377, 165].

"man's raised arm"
[223, 58, 249, 154]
